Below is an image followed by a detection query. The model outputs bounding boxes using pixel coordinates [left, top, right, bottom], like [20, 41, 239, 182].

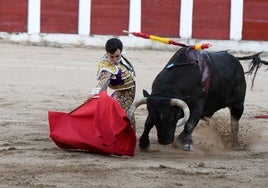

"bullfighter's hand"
[84, 94, 100, 103]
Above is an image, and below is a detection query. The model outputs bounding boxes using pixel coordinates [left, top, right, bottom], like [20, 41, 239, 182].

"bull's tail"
[236, 52, 268, 89]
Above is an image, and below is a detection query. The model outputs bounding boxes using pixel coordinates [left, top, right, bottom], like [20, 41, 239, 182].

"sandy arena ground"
[0, 42, 267, 188]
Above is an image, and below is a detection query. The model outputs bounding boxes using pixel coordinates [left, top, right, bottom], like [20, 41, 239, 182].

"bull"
[128, 47, 267, 151]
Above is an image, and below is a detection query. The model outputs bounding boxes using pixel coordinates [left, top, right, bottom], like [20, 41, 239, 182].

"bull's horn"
[170, 99, 190, 127]
[127, 97, 147, 123]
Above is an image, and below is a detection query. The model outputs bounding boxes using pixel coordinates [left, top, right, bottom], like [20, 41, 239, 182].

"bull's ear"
[143, 89, 150, 97]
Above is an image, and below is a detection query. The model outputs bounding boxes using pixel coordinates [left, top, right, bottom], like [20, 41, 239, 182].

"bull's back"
[151, 62, 202, 100]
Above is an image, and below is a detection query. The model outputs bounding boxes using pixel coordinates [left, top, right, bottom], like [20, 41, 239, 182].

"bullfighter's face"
[107, 49, 121, 65]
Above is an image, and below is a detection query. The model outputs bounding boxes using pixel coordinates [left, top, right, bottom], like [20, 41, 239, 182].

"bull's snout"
[157, 125, 175, 145]
[158, 136, 174, 145]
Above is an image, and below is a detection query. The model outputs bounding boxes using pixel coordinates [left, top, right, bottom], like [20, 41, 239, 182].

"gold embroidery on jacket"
[96, 60, 118, 79]
[95, 59, 135, 91]
[108, 63, 135, 90]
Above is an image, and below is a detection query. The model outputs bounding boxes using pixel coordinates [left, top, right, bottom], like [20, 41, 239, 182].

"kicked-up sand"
[0, 42, 267, 188]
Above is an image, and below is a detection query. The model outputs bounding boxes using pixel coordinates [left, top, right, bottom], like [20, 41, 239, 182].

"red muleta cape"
[48, 91, 136, 156]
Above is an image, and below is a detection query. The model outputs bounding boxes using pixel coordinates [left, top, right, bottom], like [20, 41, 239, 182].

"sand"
[0, 42, 267, 188]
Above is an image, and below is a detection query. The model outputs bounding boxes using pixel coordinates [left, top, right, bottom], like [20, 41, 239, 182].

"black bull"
[128, 47, 268, 151]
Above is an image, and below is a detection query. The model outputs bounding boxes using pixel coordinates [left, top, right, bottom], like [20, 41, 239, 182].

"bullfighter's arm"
[85, 71, 111, 102]
[90, 71, 111, 94]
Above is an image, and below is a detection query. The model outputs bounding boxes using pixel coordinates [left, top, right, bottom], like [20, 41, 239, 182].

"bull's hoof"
[139, 137, 150, 150]
[139, 145, 150, 152]
[173, 137, 194, 151]
[183, 144, 194, 151]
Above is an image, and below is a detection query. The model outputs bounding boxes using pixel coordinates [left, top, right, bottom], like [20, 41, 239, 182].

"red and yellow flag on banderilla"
[123, 30, 211, 50]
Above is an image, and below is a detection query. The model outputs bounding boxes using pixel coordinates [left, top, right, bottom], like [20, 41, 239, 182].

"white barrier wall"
[0, 0, 268, 52]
